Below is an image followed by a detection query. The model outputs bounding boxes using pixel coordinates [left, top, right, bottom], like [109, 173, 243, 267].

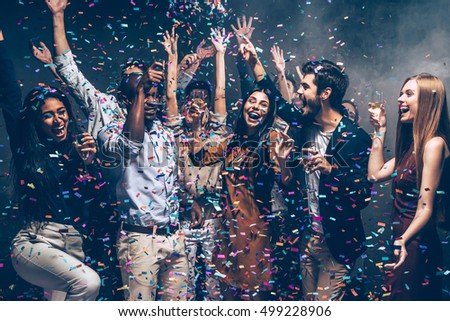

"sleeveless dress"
[385, 144, 442, 300]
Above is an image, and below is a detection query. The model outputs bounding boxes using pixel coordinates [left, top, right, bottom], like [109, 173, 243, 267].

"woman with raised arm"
[368, 73, 450, 300]
[9, 85, 103, 301]
[190, 36, 294, 300]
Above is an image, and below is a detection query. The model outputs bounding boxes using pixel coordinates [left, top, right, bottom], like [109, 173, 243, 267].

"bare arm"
[239, 36, 266, 82]
[30, 40, 63, 83]
[162, 27, 179, 119]
[387, 137, 447, 270]
[231, 16, 256, 97]
[367, 105, 396, 182]
[210, 27, 229, 116]
[178, 40, 215, 78]
[122, 87, 145, 143]
[271, 45, 291, 102]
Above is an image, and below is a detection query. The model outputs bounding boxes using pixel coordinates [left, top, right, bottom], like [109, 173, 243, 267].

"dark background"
[1, 0, 450, 300]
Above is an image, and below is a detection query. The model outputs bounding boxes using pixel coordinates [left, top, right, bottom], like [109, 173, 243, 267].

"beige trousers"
[300, 230, 351, 301]
[11, 222, 100, 301]
[116, 229, 188, 301]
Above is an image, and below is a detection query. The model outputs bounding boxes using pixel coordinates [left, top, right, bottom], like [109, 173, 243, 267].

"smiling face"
[298, 73, 321, 116]
[39, 98, 69, 142]
[243, 90, 270, 135]
[398, 79, 418, 123]
[188, 88, 210, 103]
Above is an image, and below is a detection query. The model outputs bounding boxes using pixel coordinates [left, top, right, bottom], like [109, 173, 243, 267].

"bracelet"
[395, 236, 403, 240]
[372, 135, 384, 143]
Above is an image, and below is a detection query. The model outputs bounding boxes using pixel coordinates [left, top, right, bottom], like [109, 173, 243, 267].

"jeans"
[11, 221, 100, 301]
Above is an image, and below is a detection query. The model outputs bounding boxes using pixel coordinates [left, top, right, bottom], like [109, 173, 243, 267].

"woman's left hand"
[385, 238, 408, 270]
[74, 133, 97, 165]
[274, 128, 294, 159]
[271, 45, 286, 74]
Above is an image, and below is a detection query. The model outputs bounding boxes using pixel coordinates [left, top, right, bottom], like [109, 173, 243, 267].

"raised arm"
[30, 39, 64, 83]
[45, 0, 125, 135]
[177, 40, 215, 91]
[231, 16, 256, 98]
[271, 45, 291, 103]
[367, 105, 396, 182]
[122, 72, 151, 144]
[237, 35, 303, 126]
[46, 0, 70, 56]
[239, 35, 265, 82]
[0, 29, 22, 149]
[210, 27, 230, 116]
[161, 26, 179, 119]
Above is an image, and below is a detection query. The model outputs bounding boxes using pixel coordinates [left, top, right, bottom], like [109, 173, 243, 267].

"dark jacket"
[256, 76, 372, 265]
[0, 40, 22, 150]
[303, 117, 372, 264]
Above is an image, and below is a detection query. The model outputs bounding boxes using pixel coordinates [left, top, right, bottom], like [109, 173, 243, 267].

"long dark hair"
[228, 86, 277, 174]
[234, 86, 277, 140]
[13, 85, 80, 223]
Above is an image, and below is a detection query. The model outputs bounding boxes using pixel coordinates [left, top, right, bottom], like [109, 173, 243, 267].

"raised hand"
[271, 45, 285, 74]
[369, 104, 387, 133]
[239, 35, 257, 62]
[179, 53, 200, 73]
[31, 40, 53, 65]
[161, 26, 179, 58]
[295, 65, 304, 82]
[196, 39, 215, 60]
[231, 15, 255, 45]
[147, 61, 164, 84]
[274, 128, 294, 159]
[45, 0, 68, 14]
[210, 27, 231, 54]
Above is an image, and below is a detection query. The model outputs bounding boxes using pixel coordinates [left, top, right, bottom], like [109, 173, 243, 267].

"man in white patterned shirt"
[97, 70, 191, 301]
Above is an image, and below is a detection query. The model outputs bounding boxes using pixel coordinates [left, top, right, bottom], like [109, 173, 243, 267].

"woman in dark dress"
[368, 73, 450, 300]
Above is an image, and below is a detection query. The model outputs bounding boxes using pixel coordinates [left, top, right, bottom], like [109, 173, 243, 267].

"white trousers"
[11, 222, 100, 301]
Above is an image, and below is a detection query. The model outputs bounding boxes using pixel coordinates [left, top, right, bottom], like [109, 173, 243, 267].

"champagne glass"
[368, 90, 383, 136]
[301, 141, 317, 174]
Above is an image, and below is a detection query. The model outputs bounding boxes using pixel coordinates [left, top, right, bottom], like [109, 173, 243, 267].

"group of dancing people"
[1, 0, 449, 301]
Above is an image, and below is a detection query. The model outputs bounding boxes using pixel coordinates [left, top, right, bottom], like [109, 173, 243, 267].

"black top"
[17, 142, 104, 230]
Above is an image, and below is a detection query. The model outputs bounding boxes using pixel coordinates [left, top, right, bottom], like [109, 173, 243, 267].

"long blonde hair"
[395, 73, 450, 189]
